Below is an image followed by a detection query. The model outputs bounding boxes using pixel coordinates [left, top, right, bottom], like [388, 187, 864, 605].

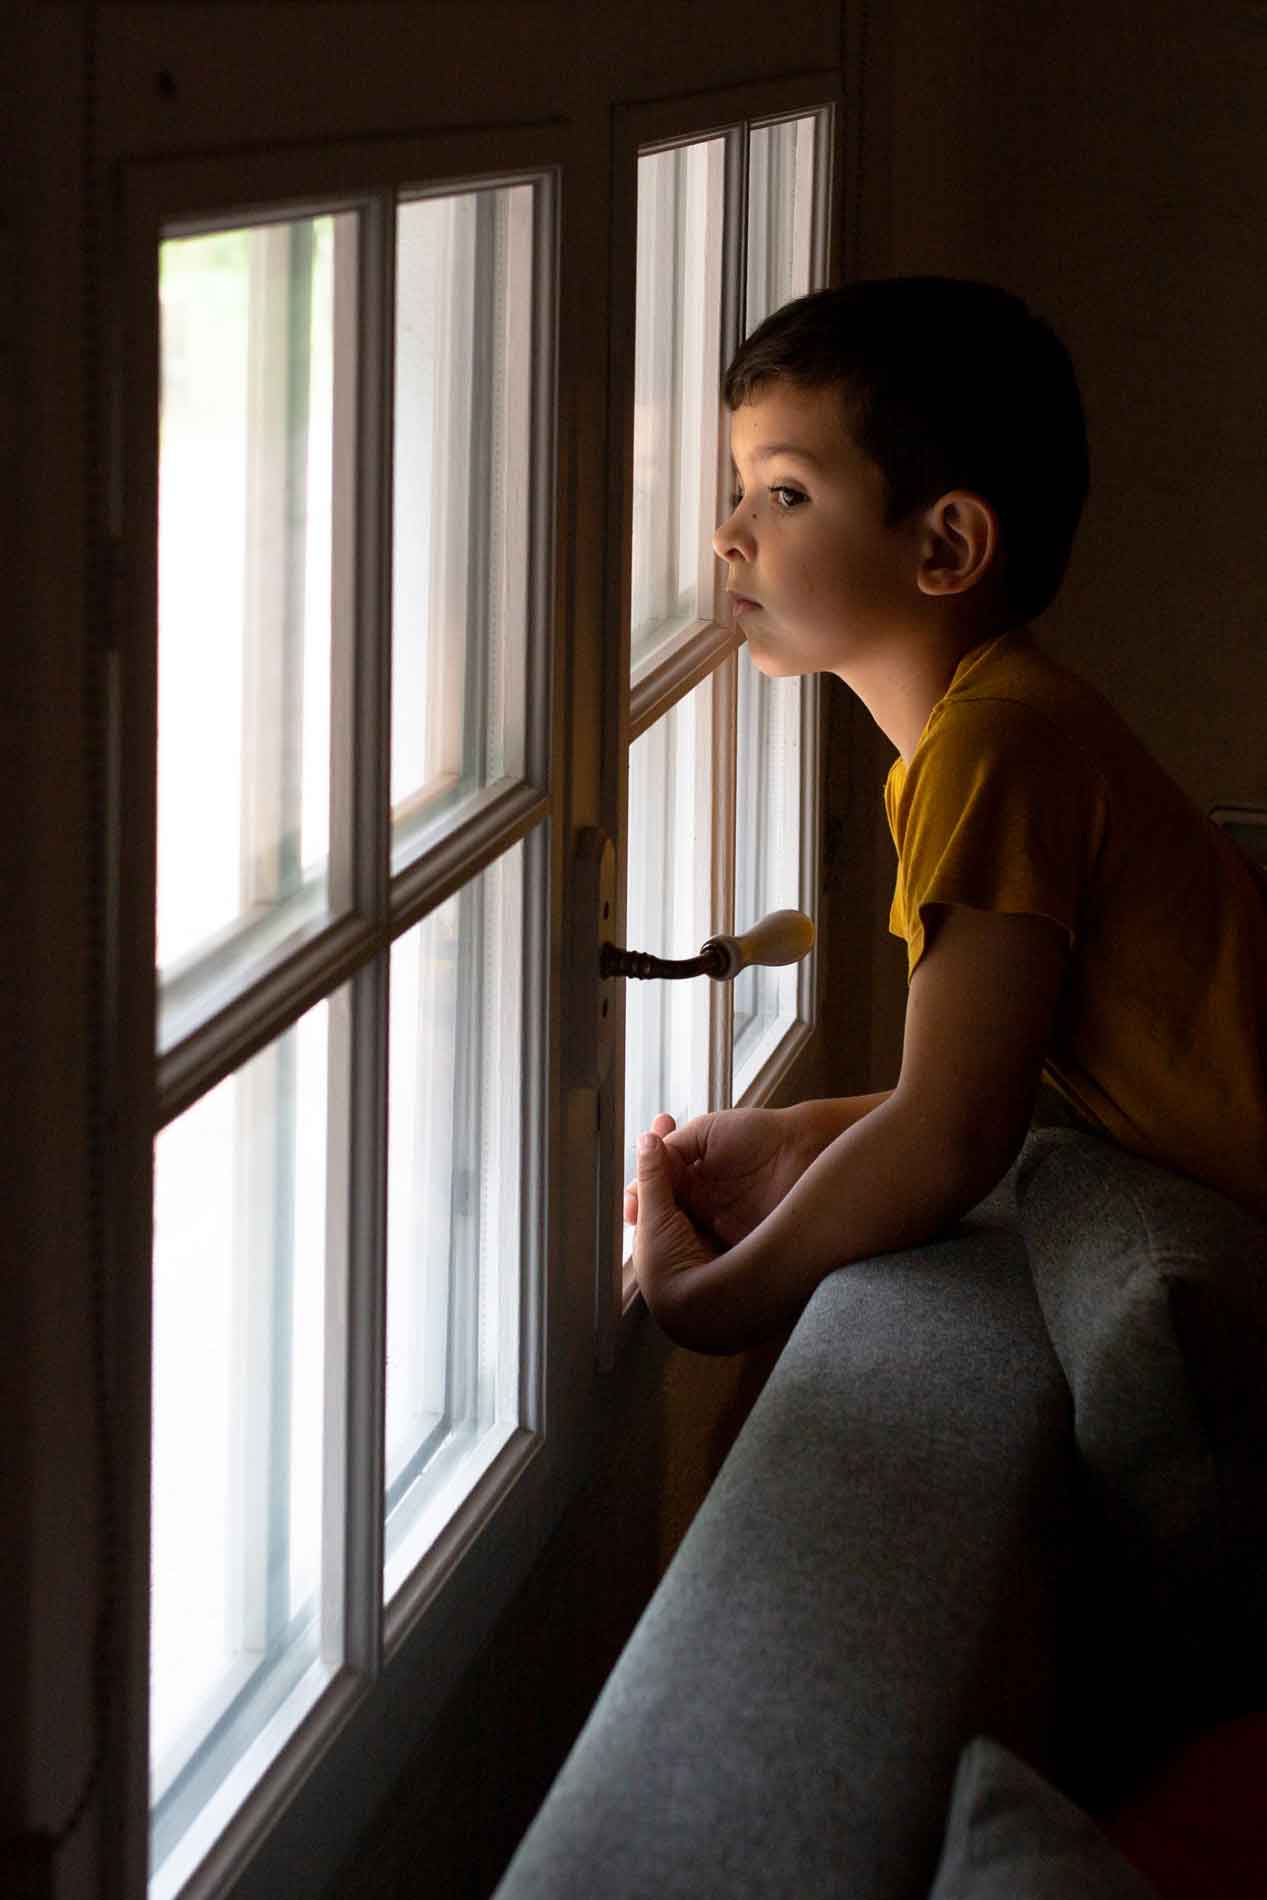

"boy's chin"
[746, 641, 808, 680]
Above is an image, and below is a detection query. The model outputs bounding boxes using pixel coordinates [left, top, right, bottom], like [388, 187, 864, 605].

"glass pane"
[745, 115, 817, 330]
[631, 139, 725, 680]
[157, 215, 351, 1050]
[733, 647, 802, 1097]
[733, 116, 818, 1089]
[150, 998, 335, 1886]
[623, 683, 713, 1256]
[391, 184, 535, 873]
[384, 842, 524, 1600]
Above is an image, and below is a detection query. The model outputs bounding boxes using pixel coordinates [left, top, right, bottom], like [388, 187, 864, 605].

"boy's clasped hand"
[626, 1106, 813, 1301]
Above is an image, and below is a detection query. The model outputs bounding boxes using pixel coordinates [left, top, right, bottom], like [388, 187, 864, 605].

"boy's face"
[713, 379, 924, 678]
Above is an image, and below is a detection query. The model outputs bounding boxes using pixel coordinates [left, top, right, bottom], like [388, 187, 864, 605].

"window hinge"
[566, 827, 619, 1092]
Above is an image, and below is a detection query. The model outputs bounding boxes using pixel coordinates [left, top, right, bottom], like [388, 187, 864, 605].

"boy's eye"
[726, 483, 807, 512]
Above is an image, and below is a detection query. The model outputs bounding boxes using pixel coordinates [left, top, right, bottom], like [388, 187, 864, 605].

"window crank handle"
[600, 908, 814, 982]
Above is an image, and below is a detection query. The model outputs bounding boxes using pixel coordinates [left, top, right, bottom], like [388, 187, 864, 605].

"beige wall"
[856, 0, 1267, 1084]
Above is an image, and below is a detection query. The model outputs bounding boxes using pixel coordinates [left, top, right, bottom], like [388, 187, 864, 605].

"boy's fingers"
[624, 1114, 679, 1227]
[635, 1132, 673, 1229]
[661, 1114, 709, 1167]
[633, 1132, 719, 1294]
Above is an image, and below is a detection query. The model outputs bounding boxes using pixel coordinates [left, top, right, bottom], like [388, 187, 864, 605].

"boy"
[628, 278, 1267, 1354]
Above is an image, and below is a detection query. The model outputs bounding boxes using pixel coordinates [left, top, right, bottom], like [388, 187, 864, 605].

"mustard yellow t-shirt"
[885, 629, 1267, 1220]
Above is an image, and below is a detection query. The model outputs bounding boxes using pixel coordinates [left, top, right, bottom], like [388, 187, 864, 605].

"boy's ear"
[916, 491, 999, 598]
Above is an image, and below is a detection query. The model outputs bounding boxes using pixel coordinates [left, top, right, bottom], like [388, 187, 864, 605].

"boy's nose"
[712, 505, 754, 563]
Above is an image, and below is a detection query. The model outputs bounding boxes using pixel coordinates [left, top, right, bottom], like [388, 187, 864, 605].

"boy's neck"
[844, 616, 1010, 763]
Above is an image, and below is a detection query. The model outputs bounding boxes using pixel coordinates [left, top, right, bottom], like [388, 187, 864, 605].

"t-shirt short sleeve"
[886, 698, 1097, 978]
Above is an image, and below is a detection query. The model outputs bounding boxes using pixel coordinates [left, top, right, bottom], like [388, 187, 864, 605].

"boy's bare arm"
[633, 904, 1068, 1352]
[788, 1091, 897, 1148]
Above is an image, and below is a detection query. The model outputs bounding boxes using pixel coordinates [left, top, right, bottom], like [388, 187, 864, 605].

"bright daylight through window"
[151, 173, 545, 1898]
[623, 111, 825, 1258]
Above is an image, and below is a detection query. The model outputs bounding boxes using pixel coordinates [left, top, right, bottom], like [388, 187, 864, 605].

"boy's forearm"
[652, 1093, 986, 1354]
[647, 906, 1064, 1352]
[782, 1090, 894, 1163]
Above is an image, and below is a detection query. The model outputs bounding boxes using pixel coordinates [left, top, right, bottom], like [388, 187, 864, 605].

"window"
[131, 145, 556, 1898]
[618, 105, 832, 1278]
[100, 59, 839, 1900]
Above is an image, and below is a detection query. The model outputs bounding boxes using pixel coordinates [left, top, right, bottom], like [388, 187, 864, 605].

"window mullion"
[347, 191, 393, 936]
[796, 108, 831, 1047]
[709, 654, 736, 1111]
[326, 187, 392, 1684]
[668, 152, 687, 624]
[719, 123, 747, 483]
[707, 124, 747, 1111]
[326, 953, 388, 1680]
[797, 672, 821, 1036]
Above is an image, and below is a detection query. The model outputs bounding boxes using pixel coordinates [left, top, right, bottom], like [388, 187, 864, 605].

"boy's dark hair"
[723, 278, 1090, 625]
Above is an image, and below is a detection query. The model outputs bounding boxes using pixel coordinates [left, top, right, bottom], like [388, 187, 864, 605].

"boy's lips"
[727, 591, 762, 616]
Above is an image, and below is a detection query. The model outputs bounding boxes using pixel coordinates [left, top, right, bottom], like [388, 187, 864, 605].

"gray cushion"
[928, 1737, 1159, 1900]
[496, 1217, 1076, 1900]
[1017, 1128, 1267, 1745]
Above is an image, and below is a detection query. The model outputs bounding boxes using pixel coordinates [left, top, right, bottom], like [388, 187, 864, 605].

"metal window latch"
[569, 827, 814, 1089]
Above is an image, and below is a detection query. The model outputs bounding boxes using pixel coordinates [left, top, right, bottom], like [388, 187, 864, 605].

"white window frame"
[600, 75, 842, 1348]
[112, 123, 562, 1900]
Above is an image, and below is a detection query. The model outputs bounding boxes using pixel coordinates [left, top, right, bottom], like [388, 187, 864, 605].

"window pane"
[733, 647, 802, 1096]
[150, 997, 336, 1888]
[157, 215, 351, 1051]
[623, 683, 713, 1255]
[733, 116, 817, 1088]
[745, 114, 817, 329]
[631, 139, 725, 679]
[391, 184, 535, 873]
[384, 841, 524, 1600]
